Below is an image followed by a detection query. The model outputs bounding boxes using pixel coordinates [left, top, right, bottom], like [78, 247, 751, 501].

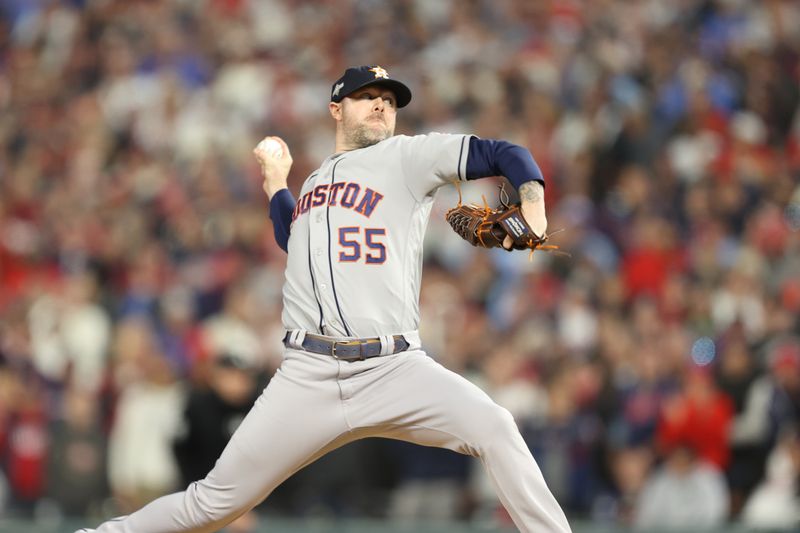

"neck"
[334, 130, 355, 153]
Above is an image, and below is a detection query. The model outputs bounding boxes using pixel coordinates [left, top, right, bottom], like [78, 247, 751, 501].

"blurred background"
[1, 0, 799, 532]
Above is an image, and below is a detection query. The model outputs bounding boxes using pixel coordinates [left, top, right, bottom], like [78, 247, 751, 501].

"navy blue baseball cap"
[330, 65, 412, 108]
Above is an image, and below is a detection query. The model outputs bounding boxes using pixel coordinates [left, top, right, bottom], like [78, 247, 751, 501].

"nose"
[372, 97, 384, 112]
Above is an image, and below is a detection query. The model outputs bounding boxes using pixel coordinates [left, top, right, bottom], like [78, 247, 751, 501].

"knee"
[185, 479, 248, 525]
[469, 403, 520, 452]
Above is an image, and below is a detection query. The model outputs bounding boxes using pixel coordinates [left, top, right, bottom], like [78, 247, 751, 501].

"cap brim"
[351, 79, 412, 108]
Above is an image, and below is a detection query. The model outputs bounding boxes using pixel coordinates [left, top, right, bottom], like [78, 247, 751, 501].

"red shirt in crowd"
[656, 369, 734, 469]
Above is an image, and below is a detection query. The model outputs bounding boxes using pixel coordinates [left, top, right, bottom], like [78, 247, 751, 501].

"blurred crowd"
[1, 0, 800, 530]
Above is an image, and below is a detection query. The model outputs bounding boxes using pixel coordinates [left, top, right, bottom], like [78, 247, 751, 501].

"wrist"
[263, 180, 288, 200]
[521, 201, 547, 236]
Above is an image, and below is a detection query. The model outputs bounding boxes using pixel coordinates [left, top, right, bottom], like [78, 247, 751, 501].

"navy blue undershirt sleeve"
[269, 188, 295, 252]
[465, 137, 545, 189]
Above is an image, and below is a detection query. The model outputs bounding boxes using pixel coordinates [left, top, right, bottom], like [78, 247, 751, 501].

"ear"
[329, 102, 342, 121]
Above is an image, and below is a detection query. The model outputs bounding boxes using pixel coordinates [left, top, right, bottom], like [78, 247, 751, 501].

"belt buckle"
[332, 340, 364, 362]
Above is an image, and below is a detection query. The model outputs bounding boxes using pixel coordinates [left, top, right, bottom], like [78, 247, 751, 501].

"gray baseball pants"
[79, 348, 571, 533]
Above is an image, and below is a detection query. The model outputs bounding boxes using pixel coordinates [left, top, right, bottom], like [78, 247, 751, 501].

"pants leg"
[90, 350, 356, 533]
[345, 351, 572, 533]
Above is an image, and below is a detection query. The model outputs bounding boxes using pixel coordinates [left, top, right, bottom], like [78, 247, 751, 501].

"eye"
[383, 96, 396, 107]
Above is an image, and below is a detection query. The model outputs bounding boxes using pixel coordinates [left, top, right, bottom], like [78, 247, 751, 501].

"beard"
[342, 112, 393, 149]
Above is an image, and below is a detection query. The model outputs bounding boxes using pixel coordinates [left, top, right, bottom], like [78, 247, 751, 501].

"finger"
[261, 135, 292, 160]
[502, 235, 513, 250]
[253, 147, 274, 162]
[253, 136, 285, 155]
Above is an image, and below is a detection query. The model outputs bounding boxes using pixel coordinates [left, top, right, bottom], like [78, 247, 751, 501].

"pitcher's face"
[333, 86, 397, 149]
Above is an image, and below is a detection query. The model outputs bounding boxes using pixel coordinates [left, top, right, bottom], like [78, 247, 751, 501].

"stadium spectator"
[740, 428, 800, 530]
[633, 444, 729, 530]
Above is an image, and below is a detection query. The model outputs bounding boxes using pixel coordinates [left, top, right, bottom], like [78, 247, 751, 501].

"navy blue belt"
[284, 332, 409, 362]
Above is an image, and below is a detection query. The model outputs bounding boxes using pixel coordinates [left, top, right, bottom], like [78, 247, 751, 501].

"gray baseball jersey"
[282, 133, 469, 340]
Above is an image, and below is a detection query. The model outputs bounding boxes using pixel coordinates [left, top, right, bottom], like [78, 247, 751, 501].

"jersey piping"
[326, 157, 353, 336]
[307, 219, 325, 334]
[302, 172, 324, 333]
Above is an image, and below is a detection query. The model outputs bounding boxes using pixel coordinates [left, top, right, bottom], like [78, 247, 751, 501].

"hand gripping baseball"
[254, 136, 292, 198]
[445, 184, 564, 257]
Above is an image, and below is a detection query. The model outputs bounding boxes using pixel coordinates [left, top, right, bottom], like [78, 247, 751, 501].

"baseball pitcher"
[77, 65, 571, 533]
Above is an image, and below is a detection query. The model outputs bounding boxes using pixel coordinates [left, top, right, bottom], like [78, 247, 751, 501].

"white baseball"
[256, 137, 284, 158]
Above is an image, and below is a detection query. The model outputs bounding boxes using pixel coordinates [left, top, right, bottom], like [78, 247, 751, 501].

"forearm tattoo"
[519, 181, 543, 202]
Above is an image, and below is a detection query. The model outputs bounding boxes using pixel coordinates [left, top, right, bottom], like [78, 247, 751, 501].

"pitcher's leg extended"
[87, 352, 353, 533]
[349, 352, 571, 533]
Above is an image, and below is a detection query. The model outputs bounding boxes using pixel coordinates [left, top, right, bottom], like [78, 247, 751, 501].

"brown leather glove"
[445, 187, 560, 254]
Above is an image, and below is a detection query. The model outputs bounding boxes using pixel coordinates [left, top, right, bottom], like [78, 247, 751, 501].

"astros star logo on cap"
[330, 65, 412, 107]
[369, 66, 389, 79]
